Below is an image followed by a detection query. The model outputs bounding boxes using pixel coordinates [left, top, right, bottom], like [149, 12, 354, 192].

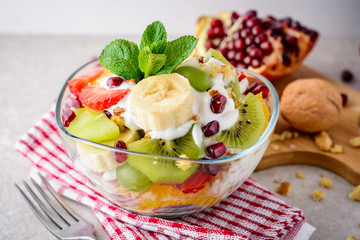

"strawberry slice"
[176, 168, 212, 194]
[79, 85, 130, 111]
[68, 67, 105, 97]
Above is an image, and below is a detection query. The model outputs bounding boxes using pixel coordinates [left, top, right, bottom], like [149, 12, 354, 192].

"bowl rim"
[55, 59, 280, 164]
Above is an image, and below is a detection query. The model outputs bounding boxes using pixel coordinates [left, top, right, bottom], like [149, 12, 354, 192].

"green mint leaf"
[99, 39, 142, 81]
[156, 35, 198, 75]
[140, 21, 167, 54]
[138, 47, 167, 78]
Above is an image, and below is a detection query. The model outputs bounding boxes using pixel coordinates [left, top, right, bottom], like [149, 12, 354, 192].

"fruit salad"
[58, 21, 278, 216]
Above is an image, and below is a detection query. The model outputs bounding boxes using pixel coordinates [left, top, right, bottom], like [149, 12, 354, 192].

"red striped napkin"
[15, 108, 315, 240]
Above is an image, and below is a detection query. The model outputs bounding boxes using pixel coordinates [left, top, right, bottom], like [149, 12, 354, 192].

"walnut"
[113, 107, 126, 116]
[209, 90, 220, 97]
[276, 181, 292, 196]
[330, 144, 343, 154]
[110, 115, 125, 131]
[296, 172, 304, 179]
[349, 185, 360, 201]
[349, 136, 360, 148]
[312, 189, 326, 201]
[320, 176, 333, 189]
[314, 131, 332, 151]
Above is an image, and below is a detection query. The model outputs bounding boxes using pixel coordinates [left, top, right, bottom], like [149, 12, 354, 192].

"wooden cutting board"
[256, 65, 360, 186]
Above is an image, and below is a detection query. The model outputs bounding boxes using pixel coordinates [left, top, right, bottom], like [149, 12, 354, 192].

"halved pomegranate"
[195, 10, 319, 80]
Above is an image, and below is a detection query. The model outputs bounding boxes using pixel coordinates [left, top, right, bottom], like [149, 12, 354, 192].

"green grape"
[174, 65, 211, 92]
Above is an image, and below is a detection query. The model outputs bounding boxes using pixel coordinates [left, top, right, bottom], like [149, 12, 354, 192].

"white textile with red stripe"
[15, 109, 315, 240]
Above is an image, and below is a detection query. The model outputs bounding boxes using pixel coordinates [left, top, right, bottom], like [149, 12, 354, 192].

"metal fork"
[15, 174, 96, 240]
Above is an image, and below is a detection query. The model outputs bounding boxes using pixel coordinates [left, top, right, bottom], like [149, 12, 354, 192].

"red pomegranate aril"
[208, 28, 216, 39]
[232, 31, 240, 39]
[251, 25, 263, 35]
[252, 84, 269, 98]
[271, 27, 283, 39]
[62, 109, 76, 127]
[228, 41, 235, 50]
[210, 94, 227, 114]
[206, 41, 216, 50]
[107, 76, 124, 89]
[284, 35, 298, 45]
[291, 21, 302, 30]
[220, 48, 229, 57]
[282, 53, 291, 66]
[103, 110, 112, 119]
[113, 140, 128, 164]
[202, 164, 220, 176]
[251, 59, 261, 68]
[237, 63, 247, 69]
[282, 17, 292, 27]
[245, 82, 260, 94]
[260, 41, 273, 55]
[249, 48, 263, 59]
[234, 39, 245, 50]
[231, 12, 240, 20]
[246, 18, 260, 28]
[240, 29, 251, 38]
[245, 36, 255, 45]
[229, 60, 237, 67]
[238, 72, 246, 82]
[213, 27, 224, 37]
[206, 142, 227, 159]
[211, 19, 223, 28]
[243, 56, 252, 65]
[255, 33, 267, 44]
[243, 10, 257, 22]
[227, 50, 236, 60]
[235, 51, 245, 62]
[202, 120, 220, 137]
[309, 30, 319, 41]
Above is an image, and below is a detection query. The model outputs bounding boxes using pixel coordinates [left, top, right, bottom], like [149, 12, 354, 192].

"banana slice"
[76, 129, 140, 172]
[129, 73, 195, 131]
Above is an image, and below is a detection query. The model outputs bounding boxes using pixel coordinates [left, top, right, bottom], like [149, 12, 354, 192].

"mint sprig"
[99, 21, 198, 82]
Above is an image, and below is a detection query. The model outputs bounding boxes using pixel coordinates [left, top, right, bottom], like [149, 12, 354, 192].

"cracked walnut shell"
[280, 79, 342, 133]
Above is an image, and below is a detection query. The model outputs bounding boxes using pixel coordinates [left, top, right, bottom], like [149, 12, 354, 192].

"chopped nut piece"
[320, 176, 333, 189]
[349, 136, 360, 148]
[330, 144, 343, 154]
[110, 115, 125, 131]
[270, 144, 280, 151]
[303, 183, 308, 188]
[192, 115, 200, 121]
[276, 181, 292, 196]
[274, 178, 282, 184]
[113, 107, 126, 116]
[209, 89, 220, 97]
[312, 189, 326, 201]
[346, 235, 357, 240]
[296, 172, 304, 179]
[314, 131, 333, 151]
[349, 185, 360, 201]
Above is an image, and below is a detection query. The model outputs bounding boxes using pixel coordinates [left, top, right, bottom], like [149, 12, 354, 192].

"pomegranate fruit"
[195, 10, 319, 80]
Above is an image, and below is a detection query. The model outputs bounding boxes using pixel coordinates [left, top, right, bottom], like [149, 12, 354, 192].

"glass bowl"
[55, 59, 279, 217]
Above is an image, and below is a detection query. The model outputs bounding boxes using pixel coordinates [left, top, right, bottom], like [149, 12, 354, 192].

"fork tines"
[15, 173, 95, 240]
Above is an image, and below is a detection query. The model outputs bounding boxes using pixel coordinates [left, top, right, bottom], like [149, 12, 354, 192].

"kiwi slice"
[203, 49, 234, 69]
[127, 126, 202, 184]
[230, 79, 242, 103]
[216, 93, 266, 149]
[66, 108, 120, 142]
[116, 162, 153, 192]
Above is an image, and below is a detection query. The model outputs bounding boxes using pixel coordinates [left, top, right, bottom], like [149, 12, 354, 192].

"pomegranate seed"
[251, 59, 261, 68]
[240, 29, 251, 38]
[232, 31, 240, 39]
[340, 93, 348, 107]
[245, 36, 255, 45]
[213, 27, 224, 37]
[220, 48, 229, 57]
[255, 33, 267, 44]
[211, 19, 223, 28]
[282, 53, 291, 66]
[62, 109, 76, 127]
[227, 50, 236, 60]
[271, 27, 283, 39]
[243, 10, 257, 22]
[206, 41, 216, 50]
[107, 76, 124, 89]
[202, 164, 220, 176]
[238, 72, 246, 82]
[252, 84, 269, 98]
[284, 35, 298, 45]
[208, 28, 216, 39]
[251, 25, 263, 35]
[103, 110, 112, 119]
[282, 17, 293, 26]
[202, 120, 220, 137]
[210, 94, 227, 114]
[260, 41, 273, 55]
[246, 18, 260, 28]
[229, 60, 237, 67]
[231, 12, 240, 20]
[243, 56, 252, 65]
[291, 21, 302, 30]
[228, 41, 235, 50]
[234, 39, 245, 50]
[206, 142, 227, 159]
[235, 51, 245, 62]
[265, 15, 276, 21]
[249, 48, 263, 59]
[341, 69, 354, 82]
[113, 140, 128, 164]
[309, 30, 319, 41]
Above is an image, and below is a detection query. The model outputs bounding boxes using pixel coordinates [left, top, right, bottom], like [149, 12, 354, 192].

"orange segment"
[256, 93, 270, 134]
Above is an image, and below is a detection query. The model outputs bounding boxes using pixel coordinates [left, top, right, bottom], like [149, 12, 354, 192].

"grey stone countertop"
[1, 35, 359, 240]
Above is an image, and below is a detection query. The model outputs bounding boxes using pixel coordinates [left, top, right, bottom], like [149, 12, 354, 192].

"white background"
[1, 0, 360, 37]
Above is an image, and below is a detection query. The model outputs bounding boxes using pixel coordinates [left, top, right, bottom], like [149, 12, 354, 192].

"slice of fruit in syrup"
[216, 92, 266, 148]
